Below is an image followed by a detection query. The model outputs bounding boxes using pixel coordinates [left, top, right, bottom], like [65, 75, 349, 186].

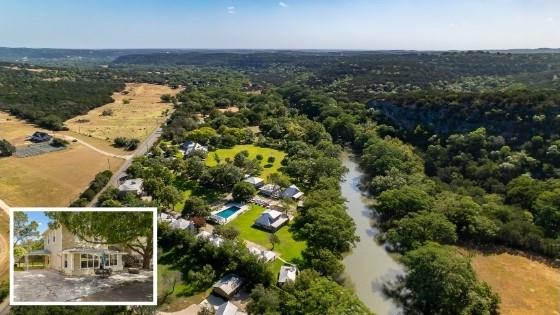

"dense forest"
[0, 65, 124, 129]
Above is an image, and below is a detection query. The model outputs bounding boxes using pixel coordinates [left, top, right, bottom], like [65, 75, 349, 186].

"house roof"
[216, 302, 238, 315]
[118, 178, 143, 191]
[243, 176, 264, 185]
[259, 184, 280, 192]
[281, 185, 303, 198]
[264, 209, 283, 219]
[255, 210, 288, 229]
[171, 218, 194, 230]
[62, 247, 121, 254]
[213, 274, 244, 295]
[27, 249, 51, 256]
[278, 265, 298, 283]
[197, 231, 224, 247]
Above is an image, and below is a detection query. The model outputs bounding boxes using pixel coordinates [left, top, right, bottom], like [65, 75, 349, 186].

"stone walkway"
[13, 269, 153, 302]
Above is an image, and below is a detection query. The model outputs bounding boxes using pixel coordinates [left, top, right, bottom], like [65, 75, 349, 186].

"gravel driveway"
[13, 269, 153, 302]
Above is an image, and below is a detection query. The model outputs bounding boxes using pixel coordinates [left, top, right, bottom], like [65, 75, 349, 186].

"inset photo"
[10, 208, 156, 305]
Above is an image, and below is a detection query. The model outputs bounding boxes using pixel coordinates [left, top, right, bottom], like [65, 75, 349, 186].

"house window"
[64, 254, 68, 268]
[53, 235, 55, 243]
[81, 254, 88, 268]
[110, 254, 118, 266]
[80, 254, 99, 269]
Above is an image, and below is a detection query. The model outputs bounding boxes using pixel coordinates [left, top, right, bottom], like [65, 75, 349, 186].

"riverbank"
[340, 152, 404, 315]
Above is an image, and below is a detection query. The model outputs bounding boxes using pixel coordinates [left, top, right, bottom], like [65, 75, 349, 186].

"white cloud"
[227, 6, 236, 14]
[546, 17, 554, 22]
[279, 2, 288, 8]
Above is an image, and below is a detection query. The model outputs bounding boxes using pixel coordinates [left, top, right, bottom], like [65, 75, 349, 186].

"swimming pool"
[215, 206, 242, 219]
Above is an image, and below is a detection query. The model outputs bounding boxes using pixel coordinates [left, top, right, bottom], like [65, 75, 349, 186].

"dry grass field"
[0, 112, 42, 145]
[0, 111, 125, 206]
[0, 211, 8, 282]
[471, 251, 560, 315]
[0, 143, 123, 207]
[65, 83, 179, 142]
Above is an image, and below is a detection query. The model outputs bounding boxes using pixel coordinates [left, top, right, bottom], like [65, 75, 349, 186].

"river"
[340, 152, 404, 315]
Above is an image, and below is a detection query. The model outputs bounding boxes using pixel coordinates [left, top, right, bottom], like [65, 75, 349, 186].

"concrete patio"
[13, 269, 154, 302]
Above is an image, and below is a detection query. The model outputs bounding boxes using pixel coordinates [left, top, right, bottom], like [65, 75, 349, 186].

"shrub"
[51, 137, 69, 147]
[267, 156, 276, 163]
[0, 139, 15, 157]
[101, 109, 114, 116]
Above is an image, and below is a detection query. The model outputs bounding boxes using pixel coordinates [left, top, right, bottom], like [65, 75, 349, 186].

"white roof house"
[180, 141, 208, 157]
[243, 176, 265, 188]
[278, 265, 298, 285]
[197, 231, 224, 247]
[216, 302, 238, 315]
[118, 179, 144, 195]
[171, 218, 196, 232]
[248, 245, 277, 262]
[258, 184, 281, 198]
[281, 184, 304, 200]
[158, 212, 173, 223]
[254, 209, 289, 232]
[212, 274, 244, 299]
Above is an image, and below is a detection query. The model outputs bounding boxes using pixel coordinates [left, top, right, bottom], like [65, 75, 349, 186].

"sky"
[23, 211, 51, 234]
[0, 0, 559, 50]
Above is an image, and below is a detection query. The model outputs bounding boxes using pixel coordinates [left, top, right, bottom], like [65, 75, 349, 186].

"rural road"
[88, 125, 166, 206]
[53, 133, 133, 160]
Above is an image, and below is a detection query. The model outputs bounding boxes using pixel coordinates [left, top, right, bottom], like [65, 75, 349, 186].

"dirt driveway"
[13, 269, 153, 302]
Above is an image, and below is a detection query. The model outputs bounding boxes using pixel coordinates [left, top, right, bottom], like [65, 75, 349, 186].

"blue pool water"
[216, 206, 241, 219]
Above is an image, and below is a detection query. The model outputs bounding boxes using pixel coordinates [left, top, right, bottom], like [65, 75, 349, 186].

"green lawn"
[227, 204, 306, 273]
[158, 264, 210, 311]
[172, 177, 224, 212]
[205, 144, 286, 178]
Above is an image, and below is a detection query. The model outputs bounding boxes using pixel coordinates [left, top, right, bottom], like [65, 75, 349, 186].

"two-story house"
[39, 225, 124, 276]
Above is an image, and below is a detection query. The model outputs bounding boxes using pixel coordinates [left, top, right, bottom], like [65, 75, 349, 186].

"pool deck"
[209, 203, 248, 225]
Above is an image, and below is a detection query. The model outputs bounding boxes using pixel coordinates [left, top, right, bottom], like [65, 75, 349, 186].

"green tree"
[232, 181, 257, 202]
[14, 212, 39, 245]
[214, 225, 240, 240]
[13, 246, 27, 267]
[386, 211, 457, 252]
[159, 186, 182, 210]
[247, 284, 281, 315]
[182, 197, 210, 218]
[269, 233, 280, 250]
[0, 139, 15, 157]
[376, 186, 434, 222]
[397, 243, 499, 315]
[534, 188, 560, 237]
[46, 211, 152, 245]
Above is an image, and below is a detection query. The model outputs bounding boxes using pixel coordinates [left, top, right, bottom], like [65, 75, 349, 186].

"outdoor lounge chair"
[94, 268, 112, 278]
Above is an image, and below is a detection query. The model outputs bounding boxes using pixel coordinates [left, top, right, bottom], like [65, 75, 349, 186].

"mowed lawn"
[157, 264, 210, 312]
[227, 204, 306, 268]
[205, 145, 286, 178]
[470, 250, 560, 315]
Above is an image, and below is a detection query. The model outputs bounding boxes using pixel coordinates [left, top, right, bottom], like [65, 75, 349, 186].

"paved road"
[88, 126, 166, 206]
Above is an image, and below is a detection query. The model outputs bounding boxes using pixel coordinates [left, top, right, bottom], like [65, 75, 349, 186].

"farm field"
[65, 83, 180, 142]
[0, 144, 123, 206]
[227, 204, 306, 273]
[471, 251, 560, 315]
[205, 144, 286, 179]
